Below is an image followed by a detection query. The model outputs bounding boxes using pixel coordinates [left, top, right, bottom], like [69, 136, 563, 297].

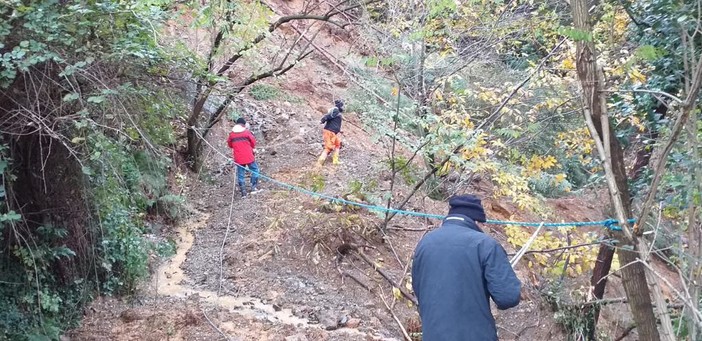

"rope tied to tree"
[192, 126, 633, 231]
[231, 162, 633, 231]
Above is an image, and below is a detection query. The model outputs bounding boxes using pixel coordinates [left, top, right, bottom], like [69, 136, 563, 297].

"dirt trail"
[67, 1, 639, 338]
[155, 212, 314, 328]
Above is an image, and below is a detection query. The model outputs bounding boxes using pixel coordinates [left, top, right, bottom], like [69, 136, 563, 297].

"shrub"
[249, 83, 280, 100]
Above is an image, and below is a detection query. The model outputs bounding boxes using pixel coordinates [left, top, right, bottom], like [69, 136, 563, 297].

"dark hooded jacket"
[321, 107, 343, 134]
[411, 215, 521, 341]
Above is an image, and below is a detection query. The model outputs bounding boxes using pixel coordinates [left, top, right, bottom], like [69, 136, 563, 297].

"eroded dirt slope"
[67, 0, 660, 339]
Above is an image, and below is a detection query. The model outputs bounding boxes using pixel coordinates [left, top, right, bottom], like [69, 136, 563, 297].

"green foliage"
[302, 172, 326, 193]
[384, 155, 418, 185]
[0, 0, 191, 337]
[0, 0, 171, 89]
[543, 284, 598, 341]
[152, 238, 177, 258]
[85, 131, 179, 294]
[558, 26, 593, 42]
[157, 194, 187, 221]
[529, 173, 573, 198]
[0, 222, 89, 340]
[347, 178, 381, 206]
[349, 179, 364, 195]
[228, 108, 244, 122]
[249, 83, 280, 101]
[311, 174, 326, 193]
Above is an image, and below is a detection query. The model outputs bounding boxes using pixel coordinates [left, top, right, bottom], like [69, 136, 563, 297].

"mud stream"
[154, 213, 312, 327]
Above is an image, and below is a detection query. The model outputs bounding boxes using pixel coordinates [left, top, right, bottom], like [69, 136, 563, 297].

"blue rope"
[232, 162, 634, 231]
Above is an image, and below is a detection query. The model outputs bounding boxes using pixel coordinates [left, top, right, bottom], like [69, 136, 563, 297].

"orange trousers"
[323, 129, 341, 153]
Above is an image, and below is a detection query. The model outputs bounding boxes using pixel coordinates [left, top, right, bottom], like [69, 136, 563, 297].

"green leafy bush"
[0, 0, 191, 336]
[249, 83, 280, 100]
[529, 173, 573, 198]
[384, 155, 419, 185]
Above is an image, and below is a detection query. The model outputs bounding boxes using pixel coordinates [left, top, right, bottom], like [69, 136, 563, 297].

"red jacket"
[227, 125, 256, 165]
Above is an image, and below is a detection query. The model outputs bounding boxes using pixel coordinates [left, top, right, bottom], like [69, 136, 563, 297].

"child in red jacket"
[227, 117, 260, 197]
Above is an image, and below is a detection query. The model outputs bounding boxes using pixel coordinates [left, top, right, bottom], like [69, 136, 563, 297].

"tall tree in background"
[572, 0, 702, 339]
[570, 0, 664, 339]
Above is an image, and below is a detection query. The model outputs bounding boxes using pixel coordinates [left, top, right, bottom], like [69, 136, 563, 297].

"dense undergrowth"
[0, 1, 189, 338]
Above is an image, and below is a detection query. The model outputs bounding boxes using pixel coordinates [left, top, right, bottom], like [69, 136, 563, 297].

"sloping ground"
[67, 2, 684, 339]
[67, 72, 602, 340]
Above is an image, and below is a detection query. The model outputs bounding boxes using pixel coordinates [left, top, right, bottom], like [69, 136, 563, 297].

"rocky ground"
[66, 0, 671, 338]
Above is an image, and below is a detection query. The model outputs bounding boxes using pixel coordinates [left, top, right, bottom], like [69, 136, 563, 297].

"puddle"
[154, 213, 312, 327]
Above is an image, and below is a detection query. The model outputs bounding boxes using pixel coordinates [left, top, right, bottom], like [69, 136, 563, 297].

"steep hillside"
[63, 1, 690, 341]
[65, 10, 621, 341]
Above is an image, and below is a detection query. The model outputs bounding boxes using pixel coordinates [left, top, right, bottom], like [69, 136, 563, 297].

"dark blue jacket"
[321, 108, 342, 134]
[411, 215, 521, 341]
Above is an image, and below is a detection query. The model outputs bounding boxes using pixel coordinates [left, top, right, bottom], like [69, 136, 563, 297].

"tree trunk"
[186, 127, 203, 171]
[570, 0, 662, 340]
[628, 103, 668, 181]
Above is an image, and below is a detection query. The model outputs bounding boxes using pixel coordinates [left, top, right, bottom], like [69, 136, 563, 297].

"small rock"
[337, 315, 348, 326]
[345, 318, 361, 328]
[319, 311, 338, 330]
[273, 303, 282, 312]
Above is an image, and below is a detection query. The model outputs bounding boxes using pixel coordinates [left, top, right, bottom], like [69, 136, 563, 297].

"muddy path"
[154, 212, 314, 328]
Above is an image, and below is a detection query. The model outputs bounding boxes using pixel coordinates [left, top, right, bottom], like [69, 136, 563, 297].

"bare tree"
[186, 0, 378, 170]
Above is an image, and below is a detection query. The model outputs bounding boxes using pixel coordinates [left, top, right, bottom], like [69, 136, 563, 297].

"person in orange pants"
[317, 99, 344, 166]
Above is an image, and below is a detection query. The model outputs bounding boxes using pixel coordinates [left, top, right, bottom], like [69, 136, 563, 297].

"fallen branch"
[203, 310, 232, 341]
[576, 297, 684, 309]
[506, 239, 612, 256]
[337, 266, 373, 292]
[337, 243, 418, 305]
[515, 311, 541, 338]
[392, 251, 415, 310]
[354, 249, 418, 305]
[379, 286, 413, 341]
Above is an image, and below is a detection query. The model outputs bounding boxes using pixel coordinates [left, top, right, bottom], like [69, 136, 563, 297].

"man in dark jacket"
[317, 99, 344, 166]
[227, 117, 260, 197]
[411, 195, 521, 341]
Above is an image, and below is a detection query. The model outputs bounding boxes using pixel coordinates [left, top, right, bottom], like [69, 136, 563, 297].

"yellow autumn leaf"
[392, 287, 403, 300]
[629, 68, 646, 83]
[463, 117, 474, 129]
[434, 91, 443, 101]
[630, 116, 646, 132]
[391, 87, 399, 97]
